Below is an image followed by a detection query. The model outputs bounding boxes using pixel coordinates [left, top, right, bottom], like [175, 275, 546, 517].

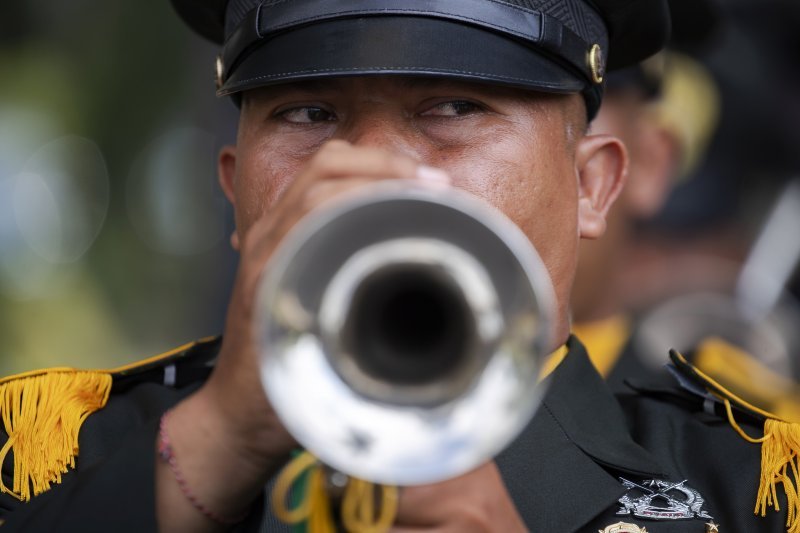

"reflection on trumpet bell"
[321, 238, 504, 407]
[256, 181, 556, 486]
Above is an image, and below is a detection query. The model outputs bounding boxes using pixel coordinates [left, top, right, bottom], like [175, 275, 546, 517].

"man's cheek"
[235, 173, 276, 227]
[248, 157, 296, 205]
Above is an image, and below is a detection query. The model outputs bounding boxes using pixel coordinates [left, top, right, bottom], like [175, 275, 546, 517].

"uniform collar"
[545, 335, 665, 476]
[496, 335, 668, 531]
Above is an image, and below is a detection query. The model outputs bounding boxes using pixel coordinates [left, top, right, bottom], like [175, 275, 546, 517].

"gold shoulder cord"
[675, 351, 800, 533]
[694, 337, 800, 423]
[271, 451, 398, 533]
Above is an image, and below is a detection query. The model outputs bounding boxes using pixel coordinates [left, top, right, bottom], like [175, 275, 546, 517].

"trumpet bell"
[256, 182, 555, 485]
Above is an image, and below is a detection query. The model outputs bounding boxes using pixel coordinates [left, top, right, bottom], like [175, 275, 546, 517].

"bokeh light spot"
[126, 127, 226, 256]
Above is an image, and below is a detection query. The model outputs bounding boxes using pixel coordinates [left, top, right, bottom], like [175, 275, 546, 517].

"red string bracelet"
[158, 410, 250, 526]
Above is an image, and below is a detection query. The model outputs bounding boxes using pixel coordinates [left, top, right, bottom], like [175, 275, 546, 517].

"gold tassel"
[752, 418, 800, 532]
[0, 370, 112, 501]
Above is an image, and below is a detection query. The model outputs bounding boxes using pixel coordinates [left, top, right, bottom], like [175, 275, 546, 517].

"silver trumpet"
[256, 181, 555, 486]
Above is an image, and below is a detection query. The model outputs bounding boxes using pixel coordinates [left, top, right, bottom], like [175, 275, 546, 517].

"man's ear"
[218, 145, 240, 250]
[575, 134, 628, 239]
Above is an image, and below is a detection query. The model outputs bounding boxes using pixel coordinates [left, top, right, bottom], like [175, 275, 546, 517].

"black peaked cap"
[171, 0, 671, 118]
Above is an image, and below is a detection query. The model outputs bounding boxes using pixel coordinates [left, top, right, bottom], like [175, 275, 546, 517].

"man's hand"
[392, 462, 527, 532]
[157, 140, 450, 532]
[208, 139, 449, 463]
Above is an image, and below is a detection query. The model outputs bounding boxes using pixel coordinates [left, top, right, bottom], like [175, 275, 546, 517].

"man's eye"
[279, 107, 336, 123]
[421, 101, 482, 117]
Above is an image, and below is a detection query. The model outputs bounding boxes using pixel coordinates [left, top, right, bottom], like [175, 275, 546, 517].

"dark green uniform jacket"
[0, 337, 788, 532]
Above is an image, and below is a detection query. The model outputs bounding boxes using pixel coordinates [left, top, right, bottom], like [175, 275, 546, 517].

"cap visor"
[220, 16, 585, 96]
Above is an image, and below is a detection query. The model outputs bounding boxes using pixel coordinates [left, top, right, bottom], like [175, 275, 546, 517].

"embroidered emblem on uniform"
[705, 523, 720, 532]
[617, 478, 713, 520]
[599, 521, 647, 533]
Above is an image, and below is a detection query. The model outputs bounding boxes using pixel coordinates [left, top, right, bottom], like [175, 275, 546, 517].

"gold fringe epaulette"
[0, 369, 112, 501]
[670, 348, 800, 532]
[0, 336, 218, 502]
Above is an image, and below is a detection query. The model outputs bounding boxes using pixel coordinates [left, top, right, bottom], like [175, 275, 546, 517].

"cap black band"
[217, 0, 607, 96]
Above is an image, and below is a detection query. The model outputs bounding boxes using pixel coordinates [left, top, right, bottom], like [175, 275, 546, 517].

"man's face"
[221, 77, 615, 333]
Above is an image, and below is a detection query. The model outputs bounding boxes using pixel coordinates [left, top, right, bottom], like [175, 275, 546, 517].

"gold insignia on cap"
[215, 54, 225, 91]
[588, 43, 605, 84]
[705, 522, 720, 532]
[599, 523, 647, 533]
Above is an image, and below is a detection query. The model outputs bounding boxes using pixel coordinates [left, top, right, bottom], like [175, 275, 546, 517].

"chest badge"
[617, 478, 713, 521]
[599, 522, 648, 533]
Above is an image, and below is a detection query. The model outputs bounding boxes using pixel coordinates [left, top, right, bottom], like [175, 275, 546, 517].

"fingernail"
[416, 165, 451, 185]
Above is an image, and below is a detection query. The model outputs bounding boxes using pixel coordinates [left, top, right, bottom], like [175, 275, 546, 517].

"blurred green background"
[0, 1, 238, 373]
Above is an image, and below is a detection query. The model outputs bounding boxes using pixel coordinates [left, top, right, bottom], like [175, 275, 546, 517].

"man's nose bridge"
[343, 113, 419, 158]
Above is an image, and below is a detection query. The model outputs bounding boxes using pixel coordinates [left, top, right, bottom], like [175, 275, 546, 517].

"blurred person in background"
[571, 0, 723, 389]
[591, 0, 800, 418]
[620, 0, 800, 317]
